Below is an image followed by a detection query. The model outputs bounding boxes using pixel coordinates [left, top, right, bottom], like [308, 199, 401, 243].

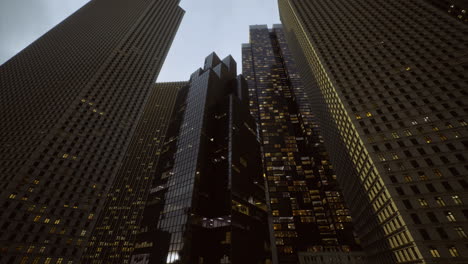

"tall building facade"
[278, 0, 468, 263]
[424, 0, 468, 23]
[243, 25, 359, 264]
[0, 0, 184, 263]
[130, 53, 271, 264]
[83, 82, 186, 263]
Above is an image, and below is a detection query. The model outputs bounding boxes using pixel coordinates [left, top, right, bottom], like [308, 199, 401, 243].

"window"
[404, 129, 412, 136]
[454, 227, 467, 238]
[445, 211, 456, 222]
[403, 200, 413, 209]
[419, 229, 430, 240]
[427, 212, 438, 223]
[435, 197, 446, 206]
[436, 228, 448, 239]
[429, 247, 440, 258]
[433, 169, 443, 177]
[452, 195, 463, 205]
[418, 199, 428, 207]
[448, 246, 459, 257]
[411, 214, 421, 224]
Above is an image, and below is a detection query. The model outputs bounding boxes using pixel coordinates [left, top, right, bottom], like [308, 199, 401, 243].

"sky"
[0, 0, 280, 82]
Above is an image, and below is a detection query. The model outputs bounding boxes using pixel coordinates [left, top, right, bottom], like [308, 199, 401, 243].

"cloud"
[0, 0, 89, 65]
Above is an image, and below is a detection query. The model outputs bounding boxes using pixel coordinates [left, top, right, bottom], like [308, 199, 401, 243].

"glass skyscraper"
[243, 25, 360, 264]
[0, 0, 184, 263]
[131, 53, 271, 264]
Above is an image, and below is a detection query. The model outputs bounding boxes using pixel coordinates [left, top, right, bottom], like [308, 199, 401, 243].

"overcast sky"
[0, 0, 280, 82]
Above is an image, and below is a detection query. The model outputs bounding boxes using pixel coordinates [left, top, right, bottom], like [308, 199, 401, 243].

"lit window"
[62, 154, 69, 159]
[378, 154, 386, 161]
[429, 248, 440, 258]
[404, 175, 413, 182]
[452, 195, 463, 205]
[391, 153, 399, 160]
[435, 197, 446, 207]
[392, 132, 400, 139]
[418, 199, 428, 207]
[448, 246, 459, 257]
[445, 211, 456, 222]
[433, 169, 443, 177]
[404, 130, 412, 136]
[80, 230, 87, 236]
[366, 112, 372, 117]
[455, 227, 467, 238]
[424, 136, 432, 143]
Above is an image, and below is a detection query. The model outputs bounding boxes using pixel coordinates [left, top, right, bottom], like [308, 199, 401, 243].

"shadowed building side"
[278, 0, 468, 263]
[83, 82, 187, 263]
[0, 0, 184, 263]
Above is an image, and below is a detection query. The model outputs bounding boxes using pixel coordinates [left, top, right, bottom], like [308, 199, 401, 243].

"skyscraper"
[130, 53, 271, 264]
[423, 0, 468, 23]
[0, 0, 184, 262]
[279, 0, 468, 263]
[83, 82, 186, 263]
[243, 25, 360, 264]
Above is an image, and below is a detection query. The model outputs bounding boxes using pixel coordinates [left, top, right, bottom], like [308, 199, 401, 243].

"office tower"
[130, 53, 271, 264]
[83, 82, 185, 263]
[0, 0, 184, 262]
[279, 0, 468, 263]
[243, 25, 360, 264]
[423, 0, 468, 23]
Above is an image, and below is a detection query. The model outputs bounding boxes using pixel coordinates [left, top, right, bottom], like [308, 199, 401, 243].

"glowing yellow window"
[446, 211, 456, 222]
[424, 137, 432, 143]
[448, 246, 459, 257]
[418, 199, 428, 208]
[401, 175, 413, 184]
[452, 195, 463, 205]
[455, 227, 467, 238]
[429, 248, 440, 258]
[433, 169, 443, 177]
[366, 112, 372, 117]
[435, 197, 446, 207]
[33, 215, 41, 222]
